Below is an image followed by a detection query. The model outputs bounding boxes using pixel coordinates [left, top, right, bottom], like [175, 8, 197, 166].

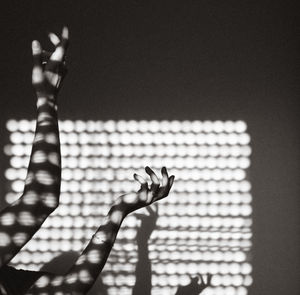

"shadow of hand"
[175, 274, 212, 295]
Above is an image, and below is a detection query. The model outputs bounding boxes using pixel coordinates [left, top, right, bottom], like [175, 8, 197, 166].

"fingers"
[48, 32, 60, 46]
[145, 166, 160, 193]
[45, 27, 69, 79]
[48, 27, 69, 51]
[169, 175, 175, 189]
[133, 173, 148, 191]
[206, 274, 212, 285]
[191, 276, 199, 284]
[198, 274, 204, 284]
[147, 203, 158, 216]
[198, 273, 212, 287]
[161, 167, 169, 187]
[162, 167, 175, 191]
[61, 26, 69, 44]
[32, 40, 44, 85]
[48, 27, 69, 63]
[145, 166, 159, 184]
[133, 167, 175, 204]
[155, 173, 175, 201]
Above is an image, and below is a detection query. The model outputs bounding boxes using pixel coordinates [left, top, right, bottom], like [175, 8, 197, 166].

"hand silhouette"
[175, 274, 212, 295]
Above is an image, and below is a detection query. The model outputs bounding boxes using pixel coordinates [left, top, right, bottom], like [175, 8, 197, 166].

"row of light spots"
[7, 120, 247, 133]
[9, 132, 250, 145]
[6, 144, 251, 157]
[7, 168, 248, 181]
[4, 120, 252, 295]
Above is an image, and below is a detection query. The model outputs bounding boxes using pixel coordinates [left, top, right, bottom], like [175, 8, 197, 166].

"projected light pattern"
[4, 120, 252, 295]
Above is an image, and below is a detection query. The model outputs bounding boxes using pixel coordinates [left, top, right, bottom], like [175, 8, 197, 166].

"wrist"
[36, 96, 58, 109]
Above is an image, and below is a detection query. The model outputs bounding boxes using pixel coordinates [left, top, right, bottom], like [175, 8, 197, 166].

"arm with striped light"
[28, 167, 174, 295]
[0, 28, 68, 267]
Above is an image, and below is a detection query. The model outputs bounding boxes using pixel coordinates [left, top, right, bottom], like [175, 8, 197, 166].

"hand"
[175, 274, 212, 295]
[115, 167, 174, 215]
[135, 203, 159, 241]
[32, 27, 69, 99]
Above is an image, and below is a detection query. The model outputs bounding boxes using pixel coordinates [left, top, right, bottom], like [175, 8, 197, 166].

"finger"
[32, 40, 44, 85]
[145, 166, 160, 192]
[161, 167, 169, 187]
[191, 276, 199, 284]
[60, 26, 69, 50]
[147, 203, 158, 216]
[145, 166, 159, 184]
[198, 274, 204, 284]
[168, 175, 175, 189]
[48, 32, 60, 46]
[206, 274, 212, 285]
[133, 173, 148, 190]
[154, 175, 175, 202]
[49, 45, 65, 62]
[62, 26, 69, 40]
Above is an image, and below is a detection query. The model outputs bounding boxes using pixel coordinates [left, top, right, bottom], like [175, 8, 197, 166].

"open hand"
[135, 203, 159, 241]
[175, 274, 212, 295]
[32, 27, 69, 99]
[115, 167, 174, 215]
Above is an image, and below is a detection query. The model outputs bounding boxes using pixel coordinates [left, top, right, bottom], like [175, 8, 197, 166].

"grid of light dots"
[4, 119, 252, 295]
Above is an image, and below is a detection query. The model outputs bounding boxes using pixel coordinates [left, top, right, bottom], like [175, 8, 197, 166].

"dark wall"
[0, 0, 299, 294]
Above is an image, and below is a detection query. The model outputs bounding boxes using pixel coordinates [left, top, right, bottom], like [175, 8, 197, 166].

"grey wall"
[0, 0, 299, 294]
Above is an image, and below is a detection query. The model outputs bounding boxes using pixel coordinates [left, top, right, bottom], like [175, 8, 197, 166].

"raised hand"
[175, 274, 212, 295]
[28, 167, 174, 294]
[0, 28, 68, 269]
[32, 27, 69, 99]
[135, 203, 159, 241]
[115, 167, 175, 215]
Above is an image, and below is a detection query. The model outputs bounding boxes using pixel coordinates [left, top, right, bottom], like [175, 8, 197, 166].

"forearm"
[0, 96, 61, 266]
[28, 204, 126, 294]
[132, 239, 152, 295]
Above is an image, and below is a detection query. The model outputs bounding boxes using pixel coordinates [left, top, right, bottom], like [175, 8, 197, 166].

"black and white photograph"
[0, 1, 299, 294]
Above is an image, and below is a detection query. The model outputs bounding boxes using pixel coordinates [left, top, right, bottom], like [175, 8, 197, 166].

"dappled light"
[4, 119, 253, 295]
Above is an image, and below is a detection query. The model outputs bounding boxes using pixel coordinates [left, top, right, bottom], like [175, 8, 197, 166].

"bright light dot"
[10, 132, 23, 144]
[224, 121, 235, 132]
[62, 120, 74, 132]
[24, 133, 34, 144]
[235, 121, 247, 133]
[213, 121, 224, 133]
[86, 120, 97, 132]
[170, 120, 182, 132]
[19, 120, 32, 132]
[6, 119, 19, 132]
[11, 180, 24, 192]
[4, 119, 252, 292]
[239, 133, 251, 145]
[227, 133, 239, 145]
[239, 158, 250, 169]
[202, 121, 213, 132]
[75, 120, 86, 132]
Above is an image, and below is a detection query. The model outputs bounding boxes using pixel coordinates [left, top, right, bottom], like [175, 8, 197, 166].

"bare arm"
[28, 167, 174, 294]
[0, 28, 68, 267]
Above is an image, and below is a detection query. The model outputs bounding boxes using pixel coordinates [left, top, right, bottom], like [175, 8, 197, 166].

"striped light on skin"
[4, 120, 252, 295]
